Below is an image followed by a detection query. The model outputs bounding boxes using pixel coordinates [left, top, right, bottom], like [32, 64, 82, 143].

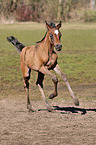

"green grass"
[0, 22, 96, 91]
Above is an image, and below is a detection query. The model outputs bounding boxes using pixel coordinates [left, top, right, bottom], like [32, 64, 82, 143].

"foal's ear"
[45, 21, 51, 30]
[56, 21, 62, 29]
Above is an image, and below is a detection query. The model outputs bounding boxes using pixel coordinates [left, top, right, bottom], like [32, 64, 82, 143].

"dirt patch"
[0, 84, 96, 145]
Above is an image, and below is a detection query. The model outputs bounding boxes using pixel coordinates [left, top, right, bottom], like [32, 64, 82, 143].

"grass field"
[0, 22, 96, 93]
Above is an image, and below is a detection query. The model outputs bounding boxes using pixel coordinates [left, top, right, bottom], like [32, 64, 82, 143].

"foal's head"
[45, 21, 62, 51]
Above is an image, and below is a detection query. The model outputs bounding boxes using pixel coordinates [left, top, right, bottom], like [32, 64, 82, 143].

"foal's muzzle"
[55, 44, 62, 51]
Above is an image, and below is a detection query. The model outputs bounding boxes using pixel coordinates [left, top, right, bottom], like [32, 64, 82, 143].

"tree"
[90, 0, 95, 10]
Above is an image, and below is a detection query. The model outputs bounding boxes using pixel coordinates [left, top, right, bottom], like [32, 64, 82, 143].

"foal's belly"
[21, 46, 49, 71]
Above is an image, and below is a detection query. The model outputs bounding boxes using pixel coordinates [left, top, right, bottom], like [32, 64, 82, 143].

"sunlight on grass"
[0, 22, 96, 90]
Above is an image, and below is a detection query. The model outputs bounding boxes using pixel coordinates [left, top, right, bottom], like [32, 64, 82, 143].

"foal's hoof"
[73, 97, 79, 106]
[27, 106, 36, 112]
[28, 108, 36, 112]
[49, 93, 58, 99]
[47, 106, 55, 112]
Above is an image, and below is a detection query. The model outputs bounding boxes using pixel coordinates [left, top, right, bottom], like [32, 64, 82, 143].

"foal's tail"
[7, 36, 25, 52]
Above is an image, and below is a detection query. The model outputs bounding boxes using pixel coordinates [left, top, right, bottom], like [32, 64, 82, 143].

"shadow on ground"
[38, 106, 96, 115]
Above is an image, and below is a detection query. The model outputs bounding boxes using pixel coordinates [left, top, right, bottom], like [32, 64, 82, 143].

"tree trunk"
[90, 0, 95, 10]
[57, 0, 62, 21]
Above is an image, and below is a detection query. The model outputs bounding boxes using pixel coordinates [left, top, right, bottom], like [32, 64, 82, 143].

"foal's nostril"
[59, 44, 62, 48]
[55, 44, 62, 51]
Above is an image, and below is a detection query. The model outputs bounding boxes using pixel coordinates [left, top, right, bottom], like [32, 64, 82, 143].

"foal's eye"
[49, 33, 54, 42]
[50, 33, 53, 38]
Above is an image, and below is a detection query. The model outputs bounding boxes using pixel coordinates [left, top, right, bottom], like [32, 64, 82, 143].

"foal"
[7, 21, 79, 112]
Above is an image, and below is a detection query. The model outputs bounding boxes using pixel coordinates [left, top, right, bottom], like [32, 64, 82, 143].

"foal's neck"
[43, 34, 54, 55]
[38, 32, 54, 59]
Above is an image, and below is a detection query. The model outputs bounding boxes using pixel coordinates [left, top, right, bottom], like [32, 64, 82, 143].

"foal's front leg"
[36, 72, 50, 110]
[38, 66, 58, 111]
[54, 64, 79, 106]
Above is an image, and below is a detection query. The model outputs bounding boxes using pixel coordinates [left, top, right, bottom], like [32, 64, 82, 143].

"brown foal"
[7, 21, 79, 112]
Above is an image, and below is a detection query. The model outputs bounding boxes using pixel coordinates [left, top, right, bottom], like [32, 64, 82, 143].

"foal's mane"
[36, 22, 56, 44]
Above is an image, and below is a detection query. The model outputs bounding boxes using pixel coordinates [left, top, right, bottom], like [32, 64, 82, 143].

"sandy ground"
[0, 84, 96, 145]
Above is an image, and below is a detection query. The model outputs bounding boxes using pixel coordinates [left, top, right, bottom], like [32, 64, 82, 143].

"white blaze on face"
[54, 30, 59, 35]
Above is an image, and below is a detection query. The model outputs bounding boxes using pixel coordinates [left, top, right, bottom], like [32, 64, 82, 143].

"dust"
[0, 84, 96, 145]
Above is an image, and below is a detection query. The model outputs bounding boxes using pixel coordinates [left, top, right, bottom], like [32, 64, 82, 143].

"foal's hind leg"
[21, 64, 35, 111]
[54, 64, 79, 106]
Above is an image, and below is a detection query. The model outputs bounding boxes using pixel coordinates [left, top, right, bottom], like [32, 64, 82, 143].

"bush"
[15, 0, 58, 22]
[15, 4, 33, 22]
[84, 10, 96, 22]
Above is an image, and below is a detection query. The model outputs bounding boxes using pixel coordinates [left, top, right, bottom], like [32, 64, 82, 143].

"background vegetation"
[0, 0, 96, 23]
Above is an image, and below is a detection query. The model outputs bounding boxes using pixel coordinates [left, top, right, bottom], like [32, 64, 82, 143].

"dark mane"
[50, 22, 56, 28]
[36, 22, 56, 44]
